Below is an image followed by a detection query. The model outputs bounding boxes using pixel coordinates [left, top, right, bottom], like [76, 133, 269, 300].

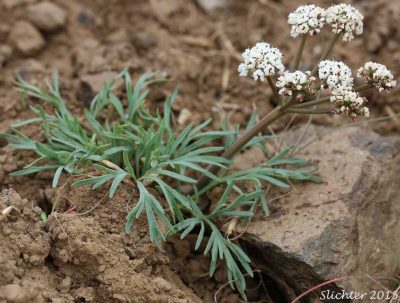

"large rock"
[8, 21, 44, 56]
[25, 1, 68, 32]
[238, 126, 400, 302]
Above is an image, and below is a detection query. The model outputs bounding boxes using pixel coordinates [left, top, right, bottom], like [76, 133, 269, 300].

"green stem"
[267, 76, 280, 103]
[281, 95, 297, 110]
[291, 96, 331, 108]
[292, 84, 373, 109]
[293, 35, 307, 70]
[311, 33, 341, 75]
[194, 106, 286, 192]
[284, 108, 332, 114]
[356, 83, 373, 92]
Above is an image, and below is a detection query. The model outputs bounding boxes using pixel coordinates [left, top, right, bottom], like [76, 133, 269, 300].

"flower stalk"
[284, 108, 332, 114]
[311, 33, 341, 75]
[195, 106, 286, 191]
[267, 76, 280, 102]
[293, 35, 307, 70]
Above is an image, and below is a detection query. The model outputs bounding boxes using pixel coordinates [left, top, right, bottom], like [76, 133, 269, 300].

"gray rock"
[25, 1, 67, 32]
[8, 21, 44, 56]
[238, 126, 400, 302]
[196, 0, 228, 12]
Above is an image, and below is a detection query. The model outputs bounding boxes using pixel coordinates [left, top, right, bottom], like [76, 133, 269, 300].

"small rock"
[60, 276, 72, 292]
[98, 265, 106, 273]
[9, 21, 45, 56]
[131, 32, 158, 50]
[106, 29, 129, 43]
[58, 232, 68, 240]
[44, 188, 56, 203]
[73, 287, 94, 302]
[3, 226, 12, 236]
[77, 72, 119, 104]
[1, 284, 25, 301]
[15, 59, 45, 81]
[196, 0, 228, 12]
[2, 0, 36, 9]
[0, 24, 11, 42]
[0, 44, 12, 66]
[77, 11, 94, 27]
[29, 255, 41, 266]
[25, 2, 68, 32]
[112, 294, 128, 302]
[177, 108, 192, 125]
[82, 37, 100, 50]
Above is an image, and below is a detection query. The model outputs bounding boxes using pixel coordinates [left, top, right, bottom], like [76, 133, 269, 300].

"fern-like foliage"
[4, 70, 321, 298]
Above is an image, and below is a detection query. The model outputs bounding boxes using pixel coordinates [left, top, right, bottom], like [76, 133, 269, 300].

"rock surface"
[8, 21, 44, 56]
[239, 126, 400, 302]
[25, 1, 68, 32]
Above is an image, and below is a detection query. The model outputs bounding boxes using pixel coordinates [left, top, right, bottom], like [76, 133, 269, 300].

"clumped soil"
[0, 0, 399, 302]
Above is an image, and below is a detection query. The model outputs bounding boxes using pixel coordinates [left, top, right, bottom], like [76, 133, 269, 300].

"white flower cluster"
[319, 60, 370, 120]
[238, 42, 285, 82]
[318, 60, 353, 90]
[276, 71, 316, 101]
[326, 4, 363, 41]
[288, 5, 326, 38]
[330, 86, 369, 119]
[357, 61, 397, 93]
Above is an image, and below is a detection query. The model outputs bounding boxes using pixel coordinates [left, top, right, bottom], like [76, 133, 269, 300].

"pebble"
[196, 0, 227, 12]
[3, 226, 12, 236]
[98, 265, 106, 273]
[131, 32, 158, 50]
[60, 276, 72, 291]
[58, 232, 68, 240]
[177, 108, 192, 125]
[25, 1, 68, 32]
[29, 255, 41, 266]
[15, 59, 45, 81]
[1, 284, 25, 301]
[0, 44, 12, 66]
[0, 24, 11, 42]
[3, 0, 36, 9]
[9, 21, 45, 56]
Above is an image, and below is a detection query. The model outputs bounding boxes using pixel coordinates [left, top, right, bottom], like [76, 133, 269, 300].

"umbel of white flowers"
[288, 4, 326, 38]
[358, 62, 397, 93]
[276, 71, 316, 102]
[318, 60, 353, 90]
[238, 3, 396, 120]
[238, 42, 285, 81]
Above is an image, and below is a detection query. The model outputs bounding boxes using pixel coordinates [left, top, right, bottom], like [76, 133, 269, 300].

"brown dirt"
[0, 0, 399, 302]
[0, 185, 203, 302]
